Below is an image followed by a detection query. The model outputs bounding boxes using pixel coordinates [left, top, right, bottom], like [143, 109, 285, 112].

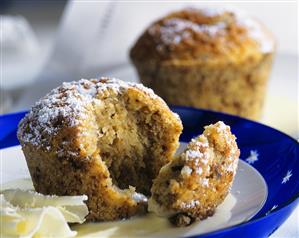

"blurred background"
[0, 1, 298, 237]
[0, 0, 298, 138]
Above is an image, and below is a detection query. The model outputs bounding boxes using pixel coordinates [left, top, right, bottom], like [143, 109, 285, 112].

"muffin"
[130, 7, 275, 120]
[148, 121, 240, 226]
[17, 77, 183, 221]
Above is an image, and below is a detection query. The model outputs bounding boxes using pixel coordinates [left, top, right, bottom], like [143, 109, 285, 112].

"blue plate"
[0, 107, 298, 238]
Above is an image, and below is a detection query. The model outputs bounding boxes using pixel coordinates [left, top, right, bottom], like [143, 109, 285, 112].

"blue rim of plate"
[1, 106, 298, 238]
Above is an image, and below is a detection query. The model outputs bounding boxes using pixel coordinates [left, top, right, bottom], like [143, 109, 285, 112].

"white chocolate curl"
[1, 189, 88, 238]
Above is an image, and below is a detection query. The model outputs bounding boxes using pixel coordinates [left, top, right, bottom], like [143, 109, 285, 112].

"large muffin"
[17, 77, 183, 221]
[130, 7, 275, 120]
[149, 121, 240, 226]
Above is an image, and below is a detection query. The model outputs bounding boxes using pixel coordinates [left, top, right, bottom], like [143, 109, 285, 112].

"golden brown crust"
[18, 78, 183, 221]
[130, 7, 275, 120]
[130, 7, 274, 65]
[149, 121, 240, 226]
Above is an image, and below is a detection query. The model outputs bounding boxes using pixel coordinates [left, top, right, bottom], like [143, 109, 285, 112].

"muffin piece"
[17, 77, 183, 221]
[148, 121, 240, 226]
[130, 7, 275, 120]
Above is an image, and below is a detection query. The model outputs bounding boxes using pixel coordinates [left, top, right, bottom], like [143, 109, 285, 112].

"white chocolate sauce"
[2, 178, 237, 238]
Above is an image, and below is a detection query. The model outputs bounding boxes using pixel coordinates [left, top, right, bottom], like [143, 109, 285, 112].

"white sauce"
[2, 178, 237, 238]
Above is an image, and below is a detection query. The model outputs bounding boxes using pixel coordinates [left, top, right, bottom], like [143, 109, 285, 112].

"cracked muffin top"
[18, 77, 176, 152]
[130, 7, 275, 65]
[17, 77, 183, 221]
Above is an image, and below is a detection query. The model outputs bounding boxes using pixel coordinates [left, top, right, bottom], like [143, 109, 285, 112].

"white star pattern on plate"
[265, 205, 278, 216]
[281, 170, 292, 184]
[246, 150, 259, 164]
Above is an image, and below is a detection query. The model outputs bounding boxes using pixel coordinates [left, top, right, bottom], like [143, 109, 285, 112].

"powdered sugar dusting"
[201, 178, 209, 187]
[181, 165, 193, 177]
[185, 150, 203, 159]
[179, 121, 238, 191]
[149, 18, 226, 50]
[17, 78, 163, 149]
[204, 121, 239, 176]
[148, 7, 274, 54]
[184, 138, 211, 167]
[234, 11, 275, 53]
[180, 199, 200, 209]
[195, 167, 203, 175]
[227, 159, 238, 174]
[215, 121, 229, 131]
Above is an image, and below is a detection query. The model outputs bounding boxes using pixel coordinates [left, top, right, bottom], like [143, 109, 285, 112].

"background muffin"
[130, 7, 275, 120]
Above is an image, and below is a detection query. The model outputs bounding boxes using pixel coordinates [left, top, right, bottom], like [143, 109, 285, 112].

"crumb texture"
[18, 77, 182, 221]
[149, 121, 240, 226]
